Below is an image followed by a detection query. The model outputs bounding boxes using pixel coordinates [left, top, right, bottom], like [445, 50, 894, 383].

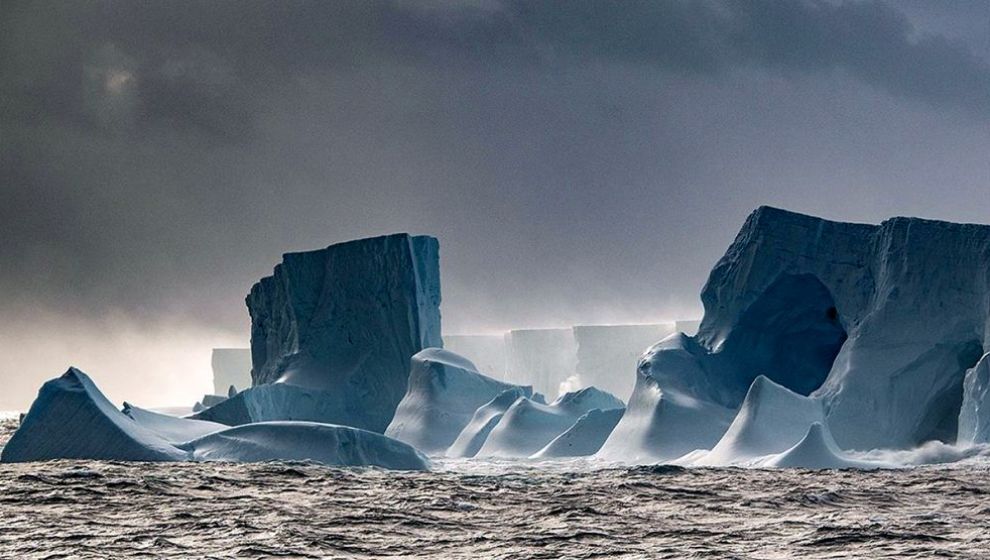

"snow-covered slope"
[211, 348, 252, 394]
[245, 233, 442, 433]
[476, 387, 624, 458]
[446, 388, 535, 458]
[958, 352, 990, 446]
[764, 423, 875, 469]
[532, 407, 624, 458]
[596, 334, 735, 463]
[700, 376, 825, 465]
[122, 403, 226, 443]
[605, 207, 989, 461]
[573, 323, 674, 402]
[1, 368, 187, 463]
[180, 421, 429, 470]
[385, 348, 532, 455]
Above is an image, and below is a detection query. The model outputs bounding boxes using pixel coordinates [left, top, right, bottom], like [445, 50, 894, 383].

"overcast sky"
[1, 0, 988, 409]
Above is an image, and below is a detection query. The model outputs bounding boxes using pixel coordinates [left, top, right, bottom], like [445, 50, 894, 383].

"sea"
[1, 418, 987, 559]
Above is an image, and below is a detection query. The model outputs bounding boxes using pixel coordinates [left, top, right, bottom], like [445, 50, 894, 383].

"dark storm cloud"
[1, 0, 989, 409]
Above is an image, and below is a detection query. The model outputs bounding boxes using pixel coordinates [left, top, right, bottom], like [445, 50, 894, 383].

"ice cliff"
[385, 348, 533, 455]
[198, 234, 441, 433]
[958, 352, 990, 445]
[603, 206, 989, 461]
[573, 323, 674, 402]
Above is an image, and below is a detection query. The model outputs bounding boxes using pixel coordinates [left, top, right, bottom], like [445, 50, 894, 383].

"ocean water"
[1, 419, 988, 559]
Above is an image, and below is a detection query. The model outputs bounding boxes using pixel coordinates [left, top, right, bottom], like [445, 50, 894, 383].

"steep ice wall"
[211, 348, 252, 394]
[958, 352, 990, 446]
[243, 233, 442, 433]
[504, 328, 577, 398]
[385, 348, 531, 455]
[609, 207, 988, 459]
[443, 335, 506, 379]
[573, 323, 675, 402]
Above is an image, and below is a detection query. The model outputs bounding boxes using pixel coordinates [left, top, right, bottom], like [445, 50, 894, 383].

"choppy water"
[1, 419, 988, 559]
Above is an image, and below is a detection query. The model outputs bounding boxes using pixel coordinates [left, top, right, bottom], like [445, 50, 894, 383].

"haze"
[1, 1, 988, 410]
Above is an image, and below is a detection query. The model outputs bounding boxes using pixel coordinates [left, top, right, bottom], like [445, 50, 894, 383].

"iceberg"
[442, 334, 507, 379]
[958, 352, 990, 445]
[532, 407, 624, 459]
[2, 368, 430, 470]
[210, 234, 441, 433]
[446, 387, 535, 458]
[573, 323, 675, 402]
[476, 387, 624, 458]
[764, 423, 875, 470]
[504, 328, 577, 398]
[385, 348, 532, 455]
[1, 368, 189, 463]
[179, 421, 429, 470]
[604, 207, 989, 461]
[700, 376, 825, 465]
[596, 334, 734, 463]
[211, 348, 252, 394]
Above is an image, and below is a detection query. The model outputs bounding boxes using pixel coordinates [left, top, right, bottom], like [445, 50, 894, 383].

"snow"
[764, 423, 873, 469]
[446, 388, 535, 458]
[476, 387, 624, 458]
[211, 348, 252, 394]
[573, 323, 675, 402]
[1, 368, 187, 463]
[504, 328, 577, 398]
[443, 335, 506, 379]
[385, 348, 532, 455]
[3, 368, 432, 470]
[122, 403, 227, 443]
[597, 334, 735, 463]
[180, 421, 429, 470]
[958, 352, 990, 445]
[245, 233, 442, 432]
[700, 376, 825, 465]
[532, 407, 624, 458]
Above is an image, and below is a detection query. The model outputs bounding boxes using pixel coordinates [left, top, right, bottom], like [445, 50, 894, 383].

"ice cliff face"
[573, 324, 674, 402]
[605, 206, 989, 460]
[385, 348, 532, 455]
[958, 353, 990, 445]
[239, 234, 441, 433]
[504, 328, 577, 398]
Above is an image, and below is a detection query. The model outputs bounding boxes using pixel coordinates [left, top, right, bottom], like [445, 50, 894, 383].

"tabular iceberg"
[385, 348, 532, 455]
[443, 334, 507, 379]
[573, 323, 675, 402]
[2, 368, 429, 470]
[197, 234, 442, 433]
[603, 206, 989, 462]
[504, 328, 578, 398]
[476, 387, 624, 458]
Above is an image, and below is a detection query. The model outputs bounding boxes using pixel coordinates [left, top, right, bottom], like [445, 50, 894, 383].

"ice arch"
[714, 273, 847, 397]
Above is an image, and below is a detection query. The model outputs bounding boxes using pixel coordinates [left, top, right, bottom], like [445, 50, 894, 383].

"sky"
[1, 0, 988, 409]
